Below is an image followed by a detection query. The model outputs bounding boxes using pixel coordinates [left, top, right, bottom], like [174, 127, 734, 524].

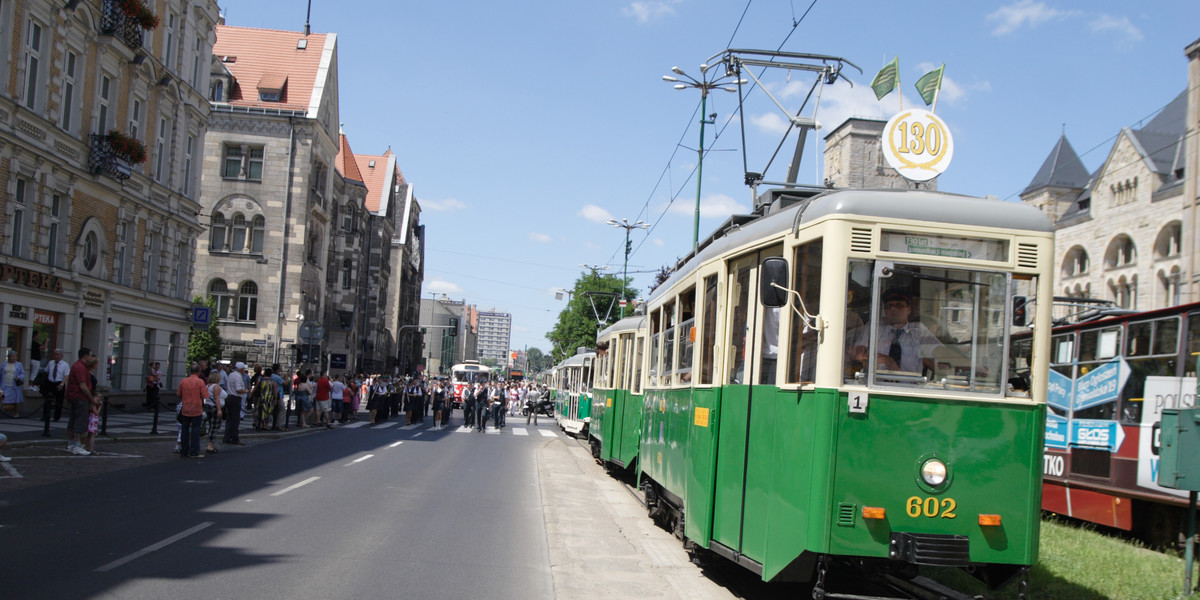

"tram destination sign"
[881, 232, 1008, 262]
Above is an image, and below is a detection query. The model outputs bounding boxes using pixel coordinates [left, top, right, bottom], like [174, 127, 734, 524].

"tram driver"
[849, 289, 943, 376]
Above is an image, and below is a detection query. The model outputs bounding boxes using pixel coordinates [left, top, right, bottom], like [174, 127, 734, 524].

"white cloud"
[421, 197, 466, 211]
[1089, 14, 1143, 45]
[913, 63, 990, 108]
[750, 112, 792, 135]
[987, 0, 1075, 35]
[622, 1, 677, 23]
[528, 232, 552, 243]
[580, 204, 613, 224]
[651, 238, 666, 247]
[663, 193, 749, 219]
[427, 279, 463, 295]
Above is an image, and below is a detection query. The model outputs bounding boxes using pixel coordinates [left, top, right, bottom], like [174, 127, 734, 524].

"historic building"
[1021, 89, 1190, 313]
[192, 23, 347, 370]
[347, 147, 402, 375]
[389, 169, 423, 375]
[1183, 37, 1200, 306]
[0, 0, 219, 401]
[822, 117, 936, 191]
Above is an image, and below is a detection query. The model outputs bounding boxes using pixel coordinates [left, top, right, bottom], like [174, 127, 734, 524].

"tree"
[479, 357, 500, 370]
[526, 347, 552, 373]
[648, 265, 673, 295]
[187, 295, 223, 365]
[546, 270, 636, 363]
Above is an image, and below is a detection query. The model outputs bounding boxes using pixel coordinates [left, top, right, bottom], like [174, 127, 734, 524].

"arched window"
[1159, 268, 1182, 308]
[343, 204, 354, 233]
[342, 258, 353, 289]
[82, 230, 98, 271]
[250, 215, 265, 253]
[209, 279, 231, 318]
[210, 213, 226, 251]
[236, 281, 258, 322]
[230, 213, 247, 252]
[1105, 235, 1136, 269]
[1155, 222, 1182, 259]
[1062, 246, 1089, 277]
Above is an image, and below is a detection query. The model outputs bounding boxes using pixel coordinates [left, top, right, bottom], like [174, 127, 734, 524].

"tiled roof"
[213, 25, 330, 113]
[354, 150, 398, 214]
[335, 134, 364, 183]
[1022, 135, 1090, 195]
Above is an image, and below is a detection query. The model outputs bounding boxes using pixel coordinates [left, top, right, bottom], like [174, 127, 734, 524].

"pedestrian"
[64, 348, 95, 455]
[143, 361, 162, 410]
[330, 374, 347, 425]
[269, 364, 287, 431]
[293, 371, 313, 427]
[0, 350, 25, 417]
[526, 386, 542, 426]
[177, 364, 210, 459]
[431, 380, 444, 430]
[368, 376, 387, 424]
[204, 371, 226, 454]
[490, 383, 505, 429]
[464, 383, 476, 428]
[223, 362, 249, 445]
[44, 349, 69, 421]
[474, 383, 489, 431]
[315, 371, 332, 428]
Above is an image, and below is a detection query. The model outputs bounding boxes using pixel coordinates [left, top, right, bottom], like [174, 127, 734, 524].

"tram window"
[619, 334, 633, 389]
[663, 300, 677, 385]
[700, 275, 718, 385]
[729, 263, 752, 384]
[1079, 327, 1121, 362]
[632, 336, 645, 394]
[1052, 333, 1075, 365]
[843, 259, 873, 384]
[648, 332, 661, 387]
[787, 240, 822, 385]
[677, 287, 696, 385]
[1121, 356, 1176, 425]
[1009, 337, 1032, 396]
[1152, 317, 1180, 356]
[1188, 313, 1200, 375]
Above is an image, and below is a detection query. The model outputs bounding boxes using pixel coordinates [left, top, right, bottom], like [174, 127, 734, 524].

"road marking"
[346, 454, 374, 466]
[412, 432, 423, 438]
[538, 429, 557, 438]
[95, 521, 214, 572]
[485, 427, 499, 435]
[342, 421, 369, 429]
[1, 462, 22, 478]
[18, 453, 144, 459]
[455, 426, 472, 433]
[513, 428, 529, 436]
[374, 422, 397, 429]
[270, 476, 320, 497]
[388, 441, 403, 448]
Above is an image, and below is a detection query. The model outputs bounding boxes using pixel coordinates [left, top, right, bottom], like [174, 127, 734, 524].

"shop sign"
[83, 290, 105, 307]
[8, 305, 28, 320]
[33, 311, 56, 325]
[0, 264, 65, 293]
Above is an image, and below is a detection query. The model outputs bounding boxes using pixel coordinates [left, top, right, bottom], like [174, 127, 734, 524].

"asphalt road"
[0, 417, 558, 599]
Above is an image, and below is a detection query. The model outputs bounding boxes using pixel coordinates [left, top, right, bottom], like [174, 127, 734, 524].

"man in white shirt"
[222, 363, 249, 445]
[43, 349, 70, 421]
[850, 289, 943, 374]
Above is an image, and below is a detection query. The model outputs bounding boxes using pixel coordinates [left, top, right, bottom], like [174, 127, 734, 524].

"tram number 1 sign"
[882, 108, 954, 182]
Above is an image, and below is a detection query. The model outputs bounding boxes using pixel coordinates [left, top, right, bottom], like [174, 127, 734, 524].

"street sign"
[298, 321, 325, 344]
[331, 354, 346, 369]
[191, 305, 211, 327]
[281, 338, 294, 343]
[253, 339, 267, 347]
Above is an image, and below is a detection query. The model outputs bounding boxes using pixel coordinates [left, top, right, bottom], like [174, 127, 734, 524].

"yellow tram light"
[862, 506, 886, 520]
[978, 514, 1002, 527]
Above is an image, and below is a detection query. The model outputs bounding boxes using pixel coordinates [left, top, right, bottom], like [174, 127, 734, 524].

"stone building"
[1183, 37, 1200, 305]
[418, 295, 475, 376]
[193, 24, 347, 371]
[389, 172, 423, 375]
[1021, 89, 1189, 313]
[347, 147, 402, 375]
[0, 0, 219, 400]
[822, 117, 936, 191]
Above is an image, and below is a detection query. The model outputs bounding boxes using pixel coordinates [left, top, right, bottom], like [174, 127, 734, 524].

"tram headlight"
[921, 459, 948, 487]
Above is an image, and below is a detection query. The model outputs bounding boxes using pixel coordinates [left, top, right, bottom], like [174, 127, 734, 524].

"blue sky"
[217, 0, 1200, 353]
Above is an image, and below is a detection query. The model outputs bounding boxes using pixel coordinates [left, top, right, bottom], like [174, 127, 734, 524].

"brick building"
[0, 0, 219, 399]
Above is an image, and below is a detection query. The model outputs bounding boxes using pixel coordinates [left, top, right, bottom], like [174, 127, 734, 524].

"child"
[84, 396, 102, 455]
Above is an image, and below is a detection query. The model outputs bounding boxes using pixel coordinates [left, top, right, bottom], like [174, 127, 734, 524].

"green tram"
[587, 187, 1054, 590]
[550, 350, 595, 436]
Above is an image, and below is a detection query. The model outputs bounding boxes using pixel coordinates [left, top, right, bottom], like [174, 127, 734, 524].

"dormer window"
[259, 91, 281, 102]
[257, 73, 287, 103]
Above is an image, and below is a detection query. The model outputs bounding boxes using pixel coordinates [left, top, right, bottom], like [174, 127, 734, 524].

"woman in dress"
[1, 350, 26, 417]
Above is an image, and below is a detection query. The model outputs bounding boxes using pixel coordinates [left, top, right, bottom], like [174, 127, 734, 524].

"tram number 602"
[895, 120, 943, 156]
[906, 496, 957, 519]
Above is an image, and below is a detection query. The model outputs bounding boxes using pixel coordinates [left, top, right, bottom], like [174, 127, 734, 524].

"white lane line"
[412, 432, 423, 438]
[342, 421, 369, 429]
[270, 476, 321, 497]
[95, 522, 213, 572]
[388, 441, 404, 448]
[1, 462, 22, 478]
[513, 428, 529, 436]
[485, 427, 499, 435]
[374, 422, 397, 429]
[538, 429, 557, 438]
[345, 454, 374, 466]
[455, 426, 472, 433]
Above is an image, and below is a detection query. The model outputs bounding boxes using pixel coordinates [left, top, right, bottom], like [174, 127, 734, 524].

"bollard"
[41, 396, 51, 437]
[150, 397, 161, 435]
[1187, 490, 1197, 597]
[100, 395, 109, 436]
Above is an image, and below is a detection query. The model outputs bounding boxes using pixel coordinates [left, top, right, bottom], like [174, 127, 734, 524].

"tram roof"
[555, 352, 595, 370]
[598, 316, 645, 339]
[651, 188, 1052, 302]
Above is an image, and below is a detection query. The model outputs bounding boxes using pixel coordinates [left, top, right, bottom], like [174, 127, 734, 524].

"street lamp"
[607, 218, 649, 318]
[579, 263, 609, 276]
[662, 64, 744, 251]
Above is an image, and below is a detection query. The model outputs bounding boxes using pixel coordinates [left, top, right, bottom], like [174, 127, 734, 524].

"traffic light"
[448, 318, 458, 336]
[1012, 296, 1027, 327]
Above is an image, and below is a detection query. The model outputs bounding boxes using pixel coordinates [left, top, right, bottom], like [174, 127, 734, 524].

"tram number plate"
[848, 392, 868, 414]
[906, 496, 958, 519]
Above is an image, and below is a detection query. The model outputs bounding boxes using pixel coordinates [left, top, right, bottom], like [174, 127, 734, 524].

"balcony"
[90, 133, 144, 182]
[101, 0, 158, 51]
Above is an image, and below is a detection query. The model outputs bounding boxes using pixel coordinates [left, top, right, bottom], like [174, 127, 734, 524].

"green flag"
[915, 64, 944, 106]
[870, 57, 899, 100]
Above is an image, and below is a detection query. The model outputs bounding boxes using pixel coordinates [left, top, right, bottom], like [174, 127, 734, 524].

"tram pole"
[607, 218, 649, 319]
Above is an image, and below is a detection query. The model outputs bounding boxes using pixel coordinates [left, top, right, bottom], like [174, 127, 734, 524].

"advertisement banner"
[1137, 376, 1196, 498]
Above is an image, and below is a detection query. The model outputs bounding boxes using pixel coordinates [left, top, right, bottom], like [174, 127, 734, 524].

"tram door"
[711, 245, 781, 555]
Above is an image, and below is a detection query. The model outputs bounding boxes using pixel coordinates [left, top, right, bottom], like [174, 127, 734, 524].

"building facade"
[388, 175, 422, 375]
[1183, 37, 1200, 305]
[475, 309, 511, 365]
[1021, 90, 1189, 314]
[348, 147, 400, 375]
[0, 0, 219, 401]
[418, 295, 472, 376]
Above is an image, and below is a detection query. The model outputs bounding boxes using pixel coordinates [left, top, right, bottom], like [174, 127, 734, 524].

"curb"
[6, 427, 318, 449]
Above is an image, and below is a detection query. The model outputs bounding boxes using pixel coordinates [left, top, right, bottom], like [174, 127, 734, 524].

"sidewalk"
[536, 437, 736, 599]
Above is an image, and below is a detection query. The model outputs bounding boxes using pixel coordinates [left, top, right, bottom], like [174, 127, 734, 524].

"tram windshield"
[843, 259, 1009, 393]
[451, 366, 490, 385]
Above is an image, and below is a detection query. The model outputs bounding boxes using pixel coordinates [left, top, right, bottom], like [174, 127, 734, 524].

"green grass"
[928, 517, 1195, 599]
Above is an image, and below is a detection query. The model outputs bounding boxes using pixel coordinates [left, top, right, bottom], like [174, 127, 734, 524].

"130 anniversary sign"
[882, 108, 953, 182]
